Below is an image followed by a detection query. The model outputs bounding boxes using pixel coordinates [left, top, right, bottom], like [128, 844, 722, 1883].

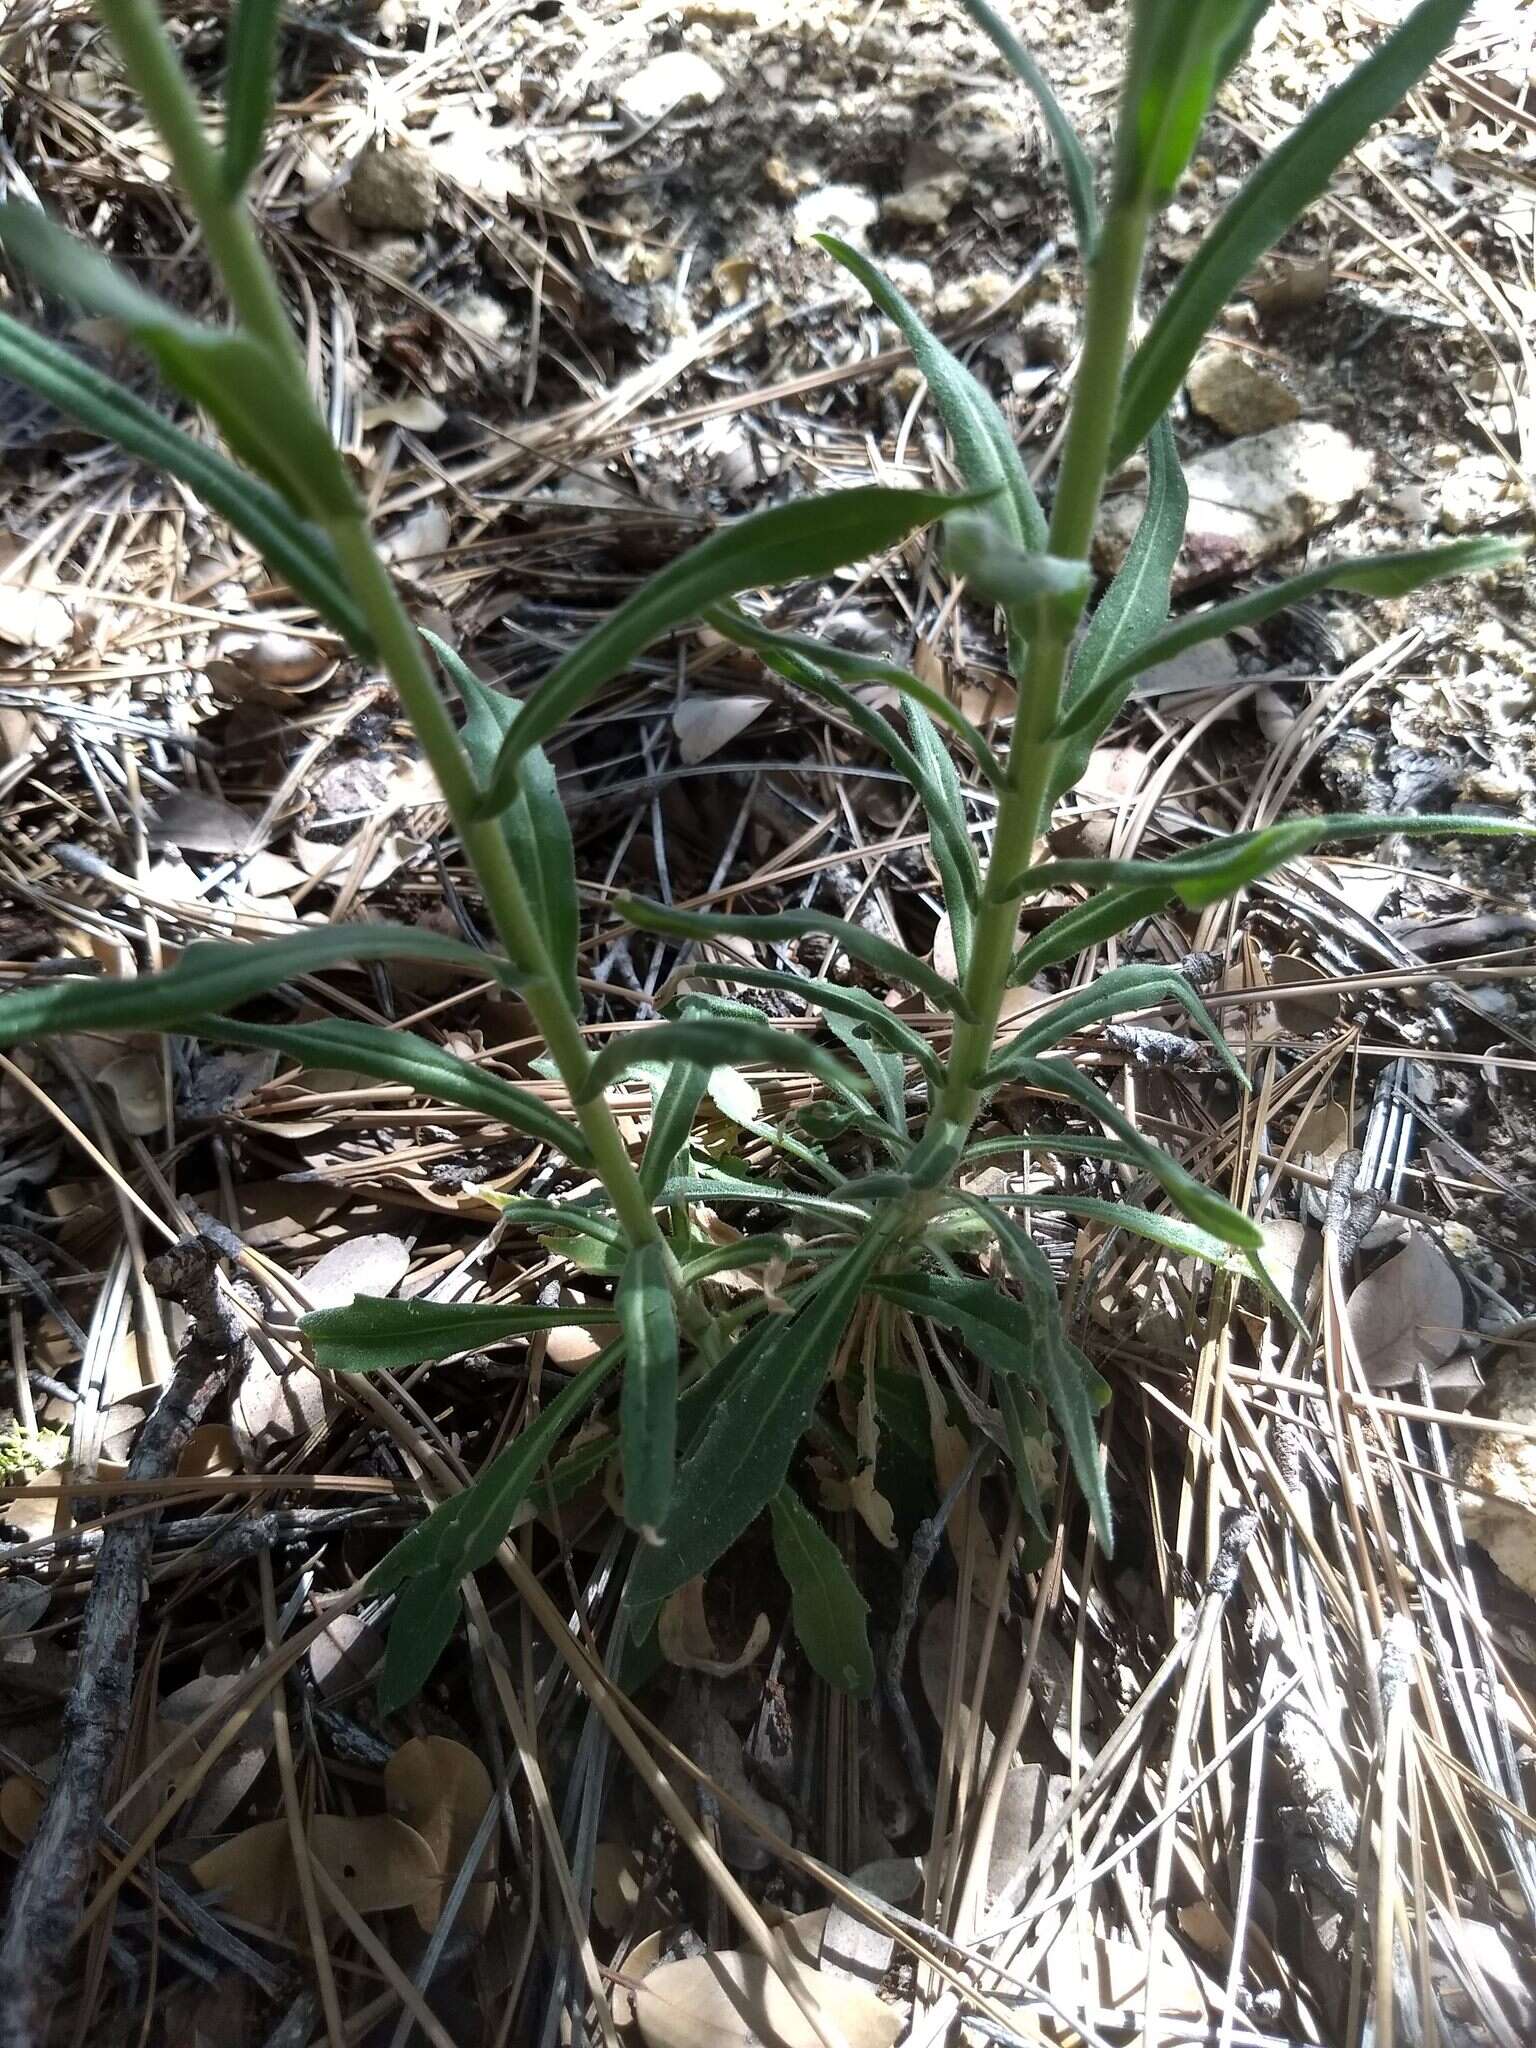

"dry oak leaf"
[191, 1814, 438, 1930]
[384, 1734, 497, 1931]
[658, 1576, 770, 1677]
[1346, 1232, 1463, 1388]
[633, 1948, 901, 2048]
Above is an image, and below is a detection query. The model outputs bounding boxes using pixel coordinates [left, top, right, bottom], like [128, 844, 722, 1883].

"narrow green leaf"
[304, 1294, 616, 1374]
[707, 601, 1004, 790]
[478, 485, 963, 812]
[983, 1055, 1262, 1248]
[679, 1236, 794, 1286]
[222, 0, 281, 195]
[617, 1243, 679, 1537]
[189, 1013, 591, 1164]
[1060, 535, 1525, 735]
[0, 204, 353, 518]
[706, 603, 987, 906]
[942, 515, 1093, 625]
[0, 313, 372, 648]
[1010, 884, 1172, 981]
[478, 1193, 623, 1245]
[998, 812, 1535, 913]
[1001, 963, 1244, 1089]
[0, 925, 514, 1049]
[817, 236, 1046, 552]
[629, 1236, 883, 1611]
[823, 1009, 909, 1141]
[373, 1344, 621, 1708]
[958, 0, 1098, 254]
[902, 698, 977, 977]
[1112, 0, 1478, 461]
[617, 895, 974, 1021]
[675, 961, 943, 1089]
[1118, 0, 1244, 202]
[769, 1485, 874, 1696]
[657, 1170, 872, 1227]
[1058, 415, 1186, 797]
[379, 1570, 461, 1718]
[424, 631, 582, 1009]
[873, 1256, 1112, 1549]
[580, 1019, 868, 1107]
[639, 1056, 710, 1200]
[972, 1191, 1242, 1268]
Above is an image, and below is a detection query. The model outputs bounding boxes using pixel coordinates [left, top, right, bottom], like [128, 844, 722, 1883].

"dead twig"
[0, 1234, 250, 2048]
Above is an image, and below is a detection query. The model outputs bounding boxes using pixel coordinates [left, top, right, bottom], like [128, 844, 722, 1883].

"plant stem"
[93, 0, 694, 1297]
[933, 196, 1154, 1138]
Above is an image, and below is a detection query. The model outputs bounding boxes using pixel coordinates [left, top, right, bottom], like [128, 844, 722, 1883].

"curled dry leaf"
[302, 1231, 411, 1311]
[673, 694, 770, 765]
[120, 1713, 206, 1839]
[176, 1425, 242, 1480]
[231, 1349, 327, 1462]
[658, 1577, 770, 1678]
[148, 792, 264, 855]
[98, 1052, 166, 1136]
[612, 1926, 669, 2030]
[632, 1948, 902, 2048]
[592, 1839, 647, 1932]
[384, 1734, 497, 1931]
[0, 1578, 51, 1639]
[191, 1813, 439, 1930]
[160, 1673, 273, 1837]
[1347, 1232, 1464, 1388]
[0, 1776, 44, 1850]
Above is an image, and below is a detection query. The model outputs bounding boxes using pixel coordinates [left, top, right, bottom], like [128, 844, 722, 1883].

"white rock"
[882, 172, 968, 229]
[1096, 421, 1374, 591]
[343, 142, 437, 232]
[1187, 348, 1300, 435]
[1439, 454, 1525, 535]
[793, 183, 879, 248]
[616, 51, 726, 123]
[1458, 1357, 1536, 1598]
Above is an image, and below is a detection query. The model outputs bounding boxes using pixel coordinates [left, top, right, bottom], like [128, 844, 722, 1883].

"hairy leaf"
[0, 204, 352, 518]
[707, 603, 1004, 788]
[580, 1019, 867, 1106]
[984, 1055, 1262, 1247]
[617, 1243, 679, 1537]
[0, 926, 513, 1048]
[958, 0, 1098, 253]
[1003, 963, 1243, 1087]
[875, 1256, 1112, 1548]
[769, 1485, 874, 1696]
[192, 1013, 590, 1163]
[630, 1236, 884, 1612]
[425, 631, 582, 1008]
[999, 811, 1535, 912]
[617, 895, 974, 1021]
[1113, 0, 1477, 460]
[304, 1295, 616, 1374]
[818, 236, 1046, 551]
[478, 486, 963, 810]
[1059, 535, 1524, 739]
[1010, 883, 1172, 980]
[0, 314, 371, 647]
[374, 1346, 621, 1710]
[222, 0, 281, 194]
[1058, 415, 1186, 796]
[674, 960, 943, 1089]
[639, 1055, 710, 1199]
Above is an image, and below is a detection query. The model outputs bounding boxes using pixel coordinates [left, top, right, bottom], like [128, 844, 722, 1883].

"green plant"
[0, 0, 1524, 1710]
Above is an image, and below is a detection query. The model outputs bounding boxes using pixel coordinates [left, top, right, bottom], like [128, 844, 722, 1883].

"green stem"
[931, 196, 1154, 1141]
[93, 0, 706, 1319]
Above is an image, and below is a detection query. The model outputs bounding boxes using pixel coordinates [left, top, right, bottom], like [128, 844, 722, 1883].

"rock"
[1187, 348, 1300, 435]
[1022, 299, 1076, 365]
[882, 172, 969, 230]
[615, 51, 726, 122]
[1095, 421, 1374, 592]
[1457, 1357, 1536, 1598]
[1439, 454, 1526, 534]
[934, 269, 1012, 323]
[344, 142, 437, 232]
[879, 254, 934, 308]
[793, 183, 879, 248]
[445, 290, 511, 345]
